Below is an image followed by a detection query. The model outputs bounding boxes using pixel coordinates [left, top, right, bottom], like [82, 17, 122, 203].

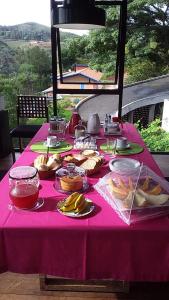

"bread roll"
[52, 154, 62, 162]
[38, 164, 49, 171]
[34, 155, 47, 169]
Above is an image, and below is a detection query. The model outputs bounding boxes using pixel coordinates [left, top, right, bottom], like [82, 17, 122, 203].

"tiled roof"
[58, 67, 103, 82]
[79, 68, 102, 81]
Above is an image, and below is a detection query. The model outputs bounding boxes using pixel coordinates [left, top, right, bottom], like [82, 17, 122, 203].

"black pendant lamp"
[52, 0, 106, 29]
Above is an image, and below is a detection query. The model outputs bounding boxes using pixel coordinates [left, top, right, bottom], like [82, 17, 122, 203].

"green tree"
[0, 47, 51, 128]
[17, 47, 51, 76]
[61, 1, 169, 81]
[16, 46, 51, 92]
[0, 41, 18, 75]
[61, 36, 89, 71]
[0, 75, 20, 128]
[126, 0, 169, 82]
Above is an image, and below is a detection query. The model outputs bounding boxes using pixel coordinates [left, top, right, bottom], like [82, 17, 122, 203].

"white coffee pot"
[87, 113, 100, 134]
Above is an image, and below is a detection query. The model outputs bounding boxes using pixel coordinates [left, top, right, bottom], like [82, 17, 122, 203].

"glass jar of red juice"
[9, 166, 39, 209]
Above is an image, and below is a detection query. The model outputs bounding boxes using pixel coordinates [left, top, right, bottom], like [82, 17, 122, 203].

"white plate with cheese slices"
[56, 198, 94, 218]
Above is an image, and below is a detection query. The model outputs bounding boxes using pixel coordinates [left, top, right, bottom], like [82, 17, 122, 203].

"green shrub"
[135, 119, 169, 152]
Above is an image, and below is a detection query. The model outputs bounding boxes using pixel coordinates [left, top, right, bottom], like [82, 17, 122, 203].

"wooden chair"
[10, 95, 49, 162]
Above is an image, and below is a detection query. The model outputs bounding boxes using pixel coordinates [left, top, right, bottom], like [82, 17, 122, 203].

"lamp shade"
[52, 0, 106, 29]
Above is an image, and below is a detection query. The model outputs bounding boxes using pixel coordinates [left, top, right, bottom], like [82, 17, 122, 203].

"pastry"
[60, 175, 83, 192]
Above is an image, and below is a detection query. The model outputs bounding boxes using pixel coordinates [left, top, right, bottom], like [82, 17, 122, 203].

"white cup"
[47, 136, 58, 147]
[116, 137, 128, 149]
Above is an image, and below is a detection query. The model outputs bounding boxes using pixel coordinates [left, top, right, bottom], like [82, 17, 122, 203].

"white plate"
[109, 158, 141, 175]
[57, 199, 94, 218]
[44, 141, 60, 148]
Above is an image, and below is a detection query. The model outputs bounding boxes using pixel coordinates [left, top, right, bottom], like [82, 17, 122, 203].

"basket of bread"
[34, 154, 62, 179]
[63, 150, 104, 175]
[95, 159, 169, 225]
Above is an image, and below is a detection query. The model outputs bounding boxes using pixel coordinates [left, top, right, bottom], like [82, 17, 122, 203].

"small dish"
[57, 198, 94, 218]
[44, 141, 60, 148]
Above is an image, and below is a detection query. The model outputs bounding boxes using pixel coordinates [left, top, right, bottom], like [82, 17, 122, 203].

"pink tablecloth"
[1, 123, 169, 281]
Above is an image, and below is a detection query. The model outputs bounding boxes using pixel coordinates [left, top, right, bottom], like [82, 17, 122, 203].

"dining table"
[1, 122, 169, 285]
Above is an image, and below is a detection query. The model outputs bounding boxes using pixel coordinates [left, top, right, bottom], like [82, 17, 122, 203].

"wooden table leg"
[39, 274, 129, 293]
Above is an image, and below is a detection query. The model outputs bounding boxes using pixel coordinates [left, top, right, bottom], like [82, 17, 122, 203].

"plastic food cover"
[94, 160, 169, 225]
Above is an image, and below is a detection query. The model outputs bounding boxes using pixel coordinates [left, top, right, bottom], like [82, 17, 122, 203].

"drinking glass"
[56, 118, 67, 141]
[9, 166, 39, 209]
[106, 138, 111, 153]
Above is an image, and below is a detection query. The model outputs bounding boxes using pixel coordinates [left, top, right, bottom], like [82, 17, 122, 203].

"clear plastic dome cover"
[95, 163, 169, 225]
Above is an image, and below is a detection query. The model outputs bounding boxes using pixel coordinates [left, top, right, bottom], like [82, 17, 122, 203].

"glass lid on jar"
[56, 163, 86, 178]
[9, 166, 38, 180]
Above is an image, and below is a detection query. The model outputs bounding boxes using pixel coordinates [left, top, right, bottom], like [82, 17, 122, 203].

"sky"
[0, 0, 88, 35]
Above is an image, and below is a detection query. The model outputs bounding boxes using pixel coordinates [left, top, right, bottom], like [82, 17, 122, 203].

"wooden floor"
[0, 272, 169, 300]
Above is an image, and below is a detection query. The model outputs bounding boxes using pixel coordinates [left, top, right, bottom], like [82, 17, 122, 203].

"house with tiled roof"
[42, 64, 103, 98]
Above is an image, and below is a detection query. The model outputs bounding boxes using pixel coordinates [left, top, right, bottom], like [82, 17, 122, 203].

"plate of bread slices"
[34, 154, 62, 179]
[63, 151, 104, 175]
[57, 192, 94, 217]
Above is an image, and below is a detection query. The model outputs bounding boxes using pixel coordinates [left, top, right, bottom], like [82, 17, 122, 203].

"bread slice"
[80, 158, 97, 171]
[92, 156, 103, 166]
[73, 154, 87, 164]
[63, 155, 77, 164]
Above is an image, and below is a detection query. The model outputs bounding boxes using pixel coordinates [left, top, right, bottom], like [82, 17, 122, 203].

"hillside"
[0, 22, 78, 43]
[0, 22, 50, 41]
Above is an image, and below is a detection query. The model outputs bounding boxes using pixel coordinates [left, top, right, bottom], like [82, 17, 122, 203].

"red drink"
[9, 183, 39, 209]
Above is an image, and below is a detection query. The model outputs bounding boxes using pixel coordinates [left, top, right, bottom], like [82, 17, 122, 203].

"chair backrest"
[17, 95, 49, 124]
